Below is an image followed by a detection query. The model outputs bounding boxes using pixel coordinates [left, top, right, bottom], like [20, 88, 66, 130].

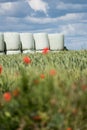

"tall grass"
[0, 50, 87, 130]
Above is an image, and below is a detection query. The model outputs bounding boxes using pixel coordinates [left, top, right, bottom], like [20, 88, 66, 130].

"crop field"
[0, 50, 87, 130]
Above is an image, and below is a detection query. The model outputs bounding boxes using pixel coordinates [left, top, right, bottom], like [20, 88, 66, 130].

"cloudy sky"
[0, 0, 87, 50]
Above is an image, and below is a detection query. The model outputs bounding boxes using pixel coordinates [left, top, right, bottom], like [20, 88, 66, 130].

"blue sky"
[0, 0, 87, 50]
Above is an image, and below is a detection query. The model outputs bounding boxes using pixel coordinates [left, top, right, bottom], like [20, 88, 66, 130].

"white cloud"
[0, 2, 13, 15]
[59, 13, 85, 21]
[26, 0, 49, 15]
[0, 2, 21, 16]
[0, 1, 29, 16]
[25, 13, 86, 24]
[0, 2, 12, 10]
[25, 16, 55, 24]
[59, 24, 76, 35]
[59, 23, 87, 36]
[57, 2, 87, 10]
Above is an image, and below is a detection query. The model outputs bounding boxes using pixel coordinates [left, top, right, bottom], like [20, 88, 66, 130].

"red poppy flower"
[81, 85, 87, 91]
[40, 74, 45, 79]
[42, 47, 49, 54]
[3, 92, 11, 102]
[34, 79, 39, 85]
[23, 56, 31, 64]
[49, 69, 56, 76]
[0, 65, 2, 74]
[32, 115, 42, 121]
[72, 108, 78, 115]
[13, 89, 20, 97]
[67, 127, 72, 130]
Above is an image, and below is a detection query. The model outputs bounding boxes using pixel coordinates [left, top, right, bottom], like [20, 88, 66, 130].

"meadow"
[0, 50, 87, 130]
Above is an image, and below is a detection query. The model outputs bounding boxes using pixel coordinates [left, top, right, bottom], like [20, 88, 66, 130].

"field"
[0, 50, 87, 130]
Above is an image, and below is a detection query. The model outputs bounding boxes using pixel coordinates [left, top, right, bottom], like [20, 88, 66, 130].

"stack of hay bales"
[0, 32, 65, 55]
[48, 33, 64, 51]
[0, 33, 5, 55]
[20, 33, 35, 53]
[33, 33, 50, 52]
[4, 32, 21, 55]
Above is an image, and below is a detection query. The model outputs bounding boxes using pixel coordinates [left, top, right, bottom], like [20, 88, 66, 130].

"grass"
[0, 50, 87, 130]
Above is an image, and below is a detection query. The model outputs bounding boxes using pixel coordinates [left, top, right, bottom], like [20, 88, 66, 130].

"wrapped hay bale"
[6, 50, 21, 55]
[4, 32, 21, 54]
[48, 33, 64, 51]
[0, 52, 5, 55]
[20, 33, 35, 53]
[23, 50, 35, 54]
[0, 33, 5, 54]
[33, 33, 49, 51]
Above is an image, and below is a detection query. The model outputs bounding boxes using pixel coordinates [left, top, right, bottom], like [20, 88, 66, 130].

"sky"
[0, 0, 87, 50]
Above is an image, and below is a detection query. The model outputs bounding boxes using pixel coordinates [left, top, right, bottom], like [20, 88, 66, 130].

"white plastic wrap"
[4, 32, 20, 51]
[23, 50, 35, 54]
[48, 34, 64, 50]
[20, 33, 34, 51]
[0, 52, 5, 55]
[0, 33, 4, 52]
[6, 50, 21, 55]
[33, 33, 49, 50]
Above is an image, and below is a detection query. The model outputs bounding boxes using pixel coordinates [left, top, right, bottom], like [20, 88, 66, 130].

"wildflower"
[67, 127, 72, 130]
[81, 85, 87, 91]
[32, 115, 42, 121]
[23, 56, 31, 64]
[42, 47, 49, 54]
[34, 79, 39, 85]
[12, 88, 20, 97]
[72, 108, 78, 115]
[49, 69, 56, 76]
[0, 65, 2, 74]
[3, 92, 11, 102]
[40, 74, 45, 79]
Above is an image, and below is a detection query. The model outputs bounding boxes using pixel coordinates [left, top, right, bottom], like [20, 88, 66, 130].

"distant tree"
[63, 46, 68, 51]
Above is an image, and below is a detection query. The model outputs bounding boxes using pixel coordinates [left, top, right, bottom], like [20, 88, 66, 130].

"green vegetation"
[0, 50, 87, 130]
